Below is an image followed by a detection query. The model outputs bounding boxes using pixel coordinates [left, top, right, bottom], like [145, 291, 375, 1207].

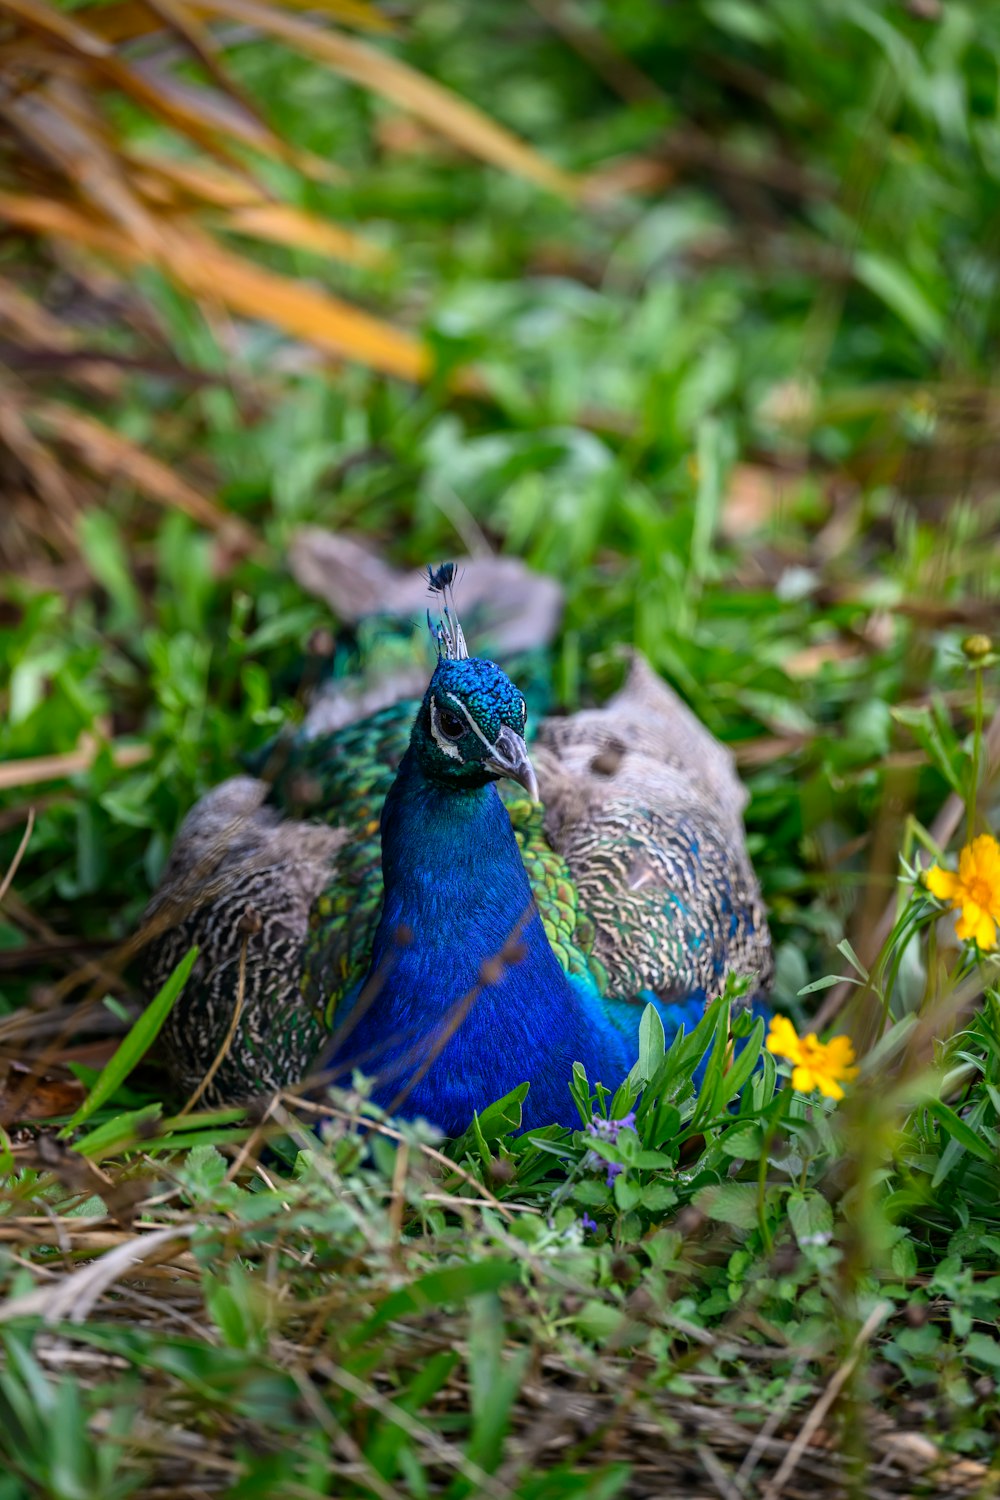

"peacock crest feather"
[426, 561, 468, 662]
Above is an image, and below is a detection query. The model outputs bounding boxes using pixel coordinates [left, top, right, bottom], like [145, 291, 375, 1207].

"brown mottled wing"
[534, 653, 772, 1007]
[141, 777, 346, 1101]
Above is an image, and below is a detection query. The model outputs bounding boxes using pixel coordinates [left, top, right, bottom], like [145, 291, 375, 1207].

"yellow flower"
[765, 1015, 859, 1102]
[924, 834, 1000, 951]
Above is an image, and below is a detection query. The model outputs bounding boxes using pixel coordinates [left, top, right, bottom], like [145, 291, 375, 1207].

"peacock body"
[143, 545, 772, 1134]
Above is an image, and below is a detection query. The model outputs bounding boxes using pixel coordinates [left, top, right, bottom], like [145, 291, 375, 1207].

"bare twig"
[0, 805, 34, 905]
[0, 741, 150, 793]
[760, 1301, 892, 1500]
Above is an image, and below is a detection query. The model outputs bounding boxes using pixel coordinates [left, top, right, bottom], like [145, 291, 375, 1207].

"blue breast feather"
[323, 748, 762, 1136]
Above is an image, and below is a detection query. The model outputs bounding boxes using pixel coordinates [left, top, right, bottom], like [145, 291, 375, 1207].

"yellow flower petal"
[791, 1064, 816, 1093]
[971, 834, 1000, 868]
[823, 1035, 859, 1077]
[974, 911, 997, 950]
[925, 865, 960, 902]
[766, 1015, 802, 1064]
[956, 909, 979, 942]
[925, 835, 1000, 951]
[814, 1073, 846, 1101]
[975, 838, 1000, 876]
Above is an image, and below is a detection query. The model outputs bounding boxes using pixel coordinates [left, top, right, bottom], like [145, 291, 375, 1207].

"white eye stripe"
[439, 693, 494, 751]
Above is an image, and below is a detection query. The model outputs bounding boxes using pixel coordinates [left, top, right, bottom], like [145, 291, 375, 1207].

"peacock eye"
[438, 707, 466, 741]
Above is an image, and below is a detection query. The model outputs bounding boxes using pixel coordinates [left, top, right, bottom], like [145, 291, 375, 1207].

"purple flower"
[586, 1110, 636, 1146]
[580, 1213, 598, 1233]
[584, 1110, 635, 1188]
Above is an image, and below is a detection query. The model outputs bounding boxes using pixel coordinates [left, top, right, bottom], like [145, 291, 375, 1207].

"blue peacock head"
[411, 565, 538, 799]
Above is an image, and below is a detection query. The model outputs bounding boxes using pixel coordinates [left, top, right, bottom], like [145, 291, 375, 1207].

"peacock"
[143, 544, 772, 1135]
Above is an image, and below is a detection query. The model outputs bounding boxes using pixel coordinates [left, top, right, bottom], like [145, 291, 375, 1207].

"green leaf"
[891, 1237, 918, 1279]
[855, 251, 945, 348]
[637, 1003, 666, 1084]
[647, 1102, 681, 1148]
[460, 1083, 529, 1152]
[720, 1123, 762, 1159]
[78, 509, 143, 629]
[689, 416, 729, 588]
[640, 1182, 678, 1213]
[797, 973, 861, 995]
[466, 1294, 529, 1479]
[73, 1104, 163, 1160]
[572, 1179, 611, 1208]
[835, 938, 868, 979]
[965, 1332, 1000, 1370]
[694, 1181, 759, 1229]
[927, 1098, 996, 1186]
[691, 1001, 730, 1126]
[614, 1176, 641, 1212]
[633, 1148, 678, 1169]
[787, 1191, 833, 1248]
[62, 947, 198, 1135]
[366, 1352, 458, 1480]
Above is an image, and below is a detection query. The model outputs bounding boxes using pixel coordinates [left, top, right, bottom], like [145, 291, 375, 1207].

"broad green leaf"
[613, 1176, 641, 1212]
[451, 1083, 529, 1161]
[720, 1122, 762, 1159]
[966, 1332, 1000, 1370]
[787, 1191, 833, 1248]
[694, 1180, 759, 1229]
[638, 1003, 666, 1084]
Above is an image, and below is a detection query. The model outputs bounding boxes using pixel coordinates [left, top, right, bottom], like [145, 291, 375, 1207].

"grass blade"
[61, 946, 198, 1134]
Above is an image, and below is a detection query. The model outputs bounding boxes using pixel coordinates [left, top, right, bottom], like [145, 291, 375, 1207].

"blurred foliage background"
[3, 0, 998, 1017]
[2, 3, 1000, 1493]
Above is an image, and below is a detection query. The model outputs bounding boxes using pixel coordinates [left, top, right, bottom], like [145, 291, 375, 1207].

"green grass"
[3, 0, 1000, 1493]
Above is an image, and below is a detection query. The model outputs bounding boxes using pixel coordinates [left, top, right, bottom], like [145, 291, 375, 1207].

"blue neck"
[339, 748, 630, 1135]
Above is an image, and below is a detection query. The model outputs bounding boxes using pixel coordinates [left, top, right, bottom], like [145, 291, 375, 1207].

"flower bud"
[962, 634, 993, 662]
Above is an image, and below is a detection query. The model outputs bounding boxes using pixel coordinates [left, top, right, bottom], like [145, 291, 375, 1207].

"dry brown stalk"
[0, 740, 151, 793]
[0, 806, 34, 905]
[760, 1300, 892, 1499]
[0, 0, 573, 550]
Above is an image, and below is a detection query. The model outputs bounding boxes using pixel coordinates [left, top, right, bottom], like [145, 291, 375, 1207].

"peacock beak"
[485, 726, 539, 803]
